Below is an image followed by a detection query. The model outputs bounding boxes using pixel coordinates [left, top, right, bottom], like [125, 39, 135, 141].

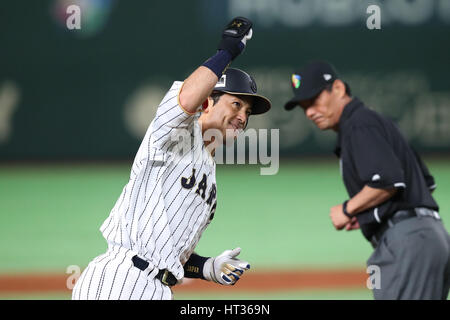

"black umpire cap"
[284, 61, 344, 110]
[213, 68, 271, 115]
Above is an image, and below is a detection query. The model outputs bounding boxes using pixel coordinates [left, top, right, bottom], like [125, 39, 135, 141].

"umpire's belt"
[131, 255, 177, 287]
[370, 207, 440, 248]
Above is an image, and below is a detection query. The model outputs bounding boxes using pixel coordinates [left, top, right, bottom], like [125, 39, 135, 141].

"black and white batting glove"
[218, 17, 253, 60]
[203, 247, 250, 285]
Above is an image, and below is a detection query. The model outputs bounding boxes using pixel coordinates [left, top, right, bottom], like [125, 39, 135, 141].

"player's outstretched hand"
[218, 17, 253, 60]
[203, 247, 250, 285]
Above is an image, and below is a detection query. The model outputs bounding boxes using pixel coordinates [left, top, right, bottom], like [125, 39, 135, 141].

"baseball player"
[72, 17, 271, 300]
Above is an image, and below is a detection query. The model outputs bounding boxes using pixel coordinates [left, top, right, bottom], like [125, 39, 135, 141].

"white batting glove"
[241, 28, 253, 46]
[203, 248, 250, 285]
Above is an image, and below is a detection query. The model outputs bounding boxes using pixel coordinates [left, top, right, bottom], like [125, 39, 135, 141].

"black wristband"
[342, 200, 353, 218]
[184, 253, 209, 280]
[217, 37, 245, 60]
[202, 50, 233, 79]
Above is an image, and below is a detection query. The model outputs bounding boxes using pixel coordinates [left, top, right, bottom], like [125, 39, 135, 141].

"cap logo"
[323, 74, 332, 81]
[291, 74, 301, 89]
[215, 74, 227, 88]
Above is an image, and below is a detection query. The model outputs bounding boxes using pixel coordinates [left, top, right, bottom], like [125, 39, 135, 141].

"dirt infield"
[0, 268, 368, 294]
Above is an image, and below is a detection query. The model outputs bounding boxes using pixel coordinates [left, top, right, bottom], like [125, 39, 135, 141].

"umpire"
[284, 61, 450, 300]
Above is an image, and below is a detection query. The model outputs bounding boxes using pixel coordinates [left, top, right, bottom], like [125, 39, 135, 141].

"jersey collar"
[334, 97, 363, 157]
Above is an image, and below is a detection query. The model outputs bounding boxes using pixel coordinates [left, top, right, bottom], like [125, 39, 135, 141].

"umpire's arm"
[345, 185, 397, 216]
[330, 186, 397, 230]
[331, 125, 404, 230]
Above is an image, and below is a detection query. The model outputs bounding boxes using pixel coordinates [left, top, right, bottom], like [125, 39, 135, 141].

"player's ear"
[332, 79, 346, 98]
[202, 99, 208, 110]
[202, 96, 214, 113]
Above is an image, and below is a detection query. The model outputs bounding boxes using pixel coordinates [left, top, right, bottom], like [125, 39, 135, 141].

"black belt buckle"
[160, 270, 171, 286]
[156, 269, 177, 287]
[132, 255, 177, 286]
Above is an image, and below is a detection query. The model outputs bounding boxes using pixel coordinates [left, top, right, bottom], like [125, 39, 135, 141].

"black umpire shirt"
[334, 98, 439, 241]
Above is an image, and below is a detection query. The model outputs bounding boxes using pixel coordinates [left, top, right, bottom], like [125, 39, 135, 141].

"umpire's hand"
[203, 248, 250, 285]
[345, 217, 360, 231]
[330, 204, 351, 230]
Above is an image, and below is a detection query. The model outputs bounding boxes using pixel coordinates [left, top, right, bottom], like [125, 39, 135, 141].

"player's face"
[210, 93, 253, 143]
[299, 86, 341, 131]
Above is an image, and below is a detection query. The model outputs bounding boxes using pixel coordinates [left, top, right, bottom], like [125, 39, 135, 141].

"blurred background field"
[1, 0, 450, 300]
[0, 159, 449, 300]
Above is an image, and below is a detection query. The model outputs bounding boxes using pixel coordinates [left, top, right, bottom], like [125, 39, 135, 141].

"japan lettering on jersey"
[100, 81, 217, 280]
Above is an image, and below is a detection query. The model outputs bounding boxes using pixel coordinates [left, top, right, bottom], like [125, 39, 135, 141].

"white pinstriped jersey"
[99, 81, 217, 280]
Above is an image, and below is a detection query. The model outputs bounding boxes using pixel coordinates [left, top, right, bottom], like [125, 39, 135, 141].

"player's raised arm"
[179, 17, 253, 114]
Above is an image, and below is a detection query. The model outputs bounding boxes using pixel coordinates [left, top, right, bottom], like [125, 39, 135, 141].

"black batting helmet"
[212, 68, 271, 115]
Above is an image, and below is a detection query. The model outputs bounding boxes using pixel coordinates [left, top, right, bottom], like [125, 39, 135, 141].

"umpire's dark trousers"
[367, 215, 450, 300]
